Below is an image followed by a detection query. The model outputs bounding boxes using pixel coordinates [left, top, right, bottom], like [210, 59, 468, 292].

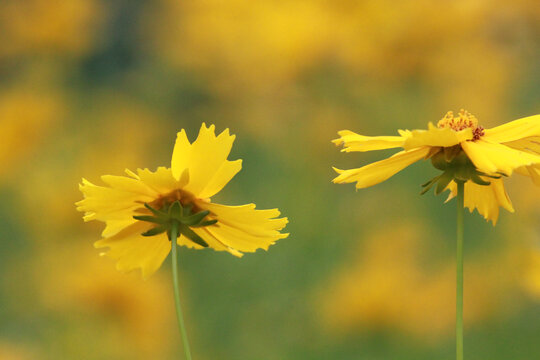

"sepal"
[421, 149, 503, 195]
[134, 200, 213, 247]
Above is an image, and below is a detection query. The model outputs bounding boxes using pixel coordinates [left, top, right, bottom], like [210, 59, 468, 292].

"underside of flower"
[76, 123, 289, 279]
[333, 112, 540, 224]
[437, 109, 484, 140]
[421, 148, 502, 195]
[134, 201, 216, 247]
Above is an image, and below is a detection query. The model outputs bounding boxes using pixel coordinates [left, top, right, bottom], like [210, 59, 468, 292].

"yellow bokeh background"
[0, 1, 538, 359]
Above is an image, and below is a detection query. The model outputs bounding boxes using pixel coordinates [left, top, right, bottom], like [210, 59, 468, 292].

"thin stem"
[456, 181, 465, 360]
[170, 222, 193, 360]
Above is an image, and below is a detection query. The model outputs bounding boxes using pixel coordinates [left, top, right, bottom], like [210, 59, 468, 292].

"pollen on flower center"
[437, 109, 485, 140]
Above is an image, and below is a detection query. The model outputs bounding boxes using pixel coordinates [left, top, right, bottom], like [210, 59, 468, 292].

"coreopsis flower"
[77, 124, 288, 279]
[333, 110, 540, 224]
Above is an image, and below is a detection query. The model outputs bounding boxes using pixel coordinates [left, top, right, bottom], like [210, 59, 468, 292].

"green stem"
[456, 181, 465, 360]
[170, 222, 193, 360]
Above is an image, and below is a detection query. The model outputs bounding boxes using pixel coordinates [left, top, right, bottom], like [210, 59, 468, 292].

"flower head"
[333, 110, 540, 224]
[77, 123, 288, 279]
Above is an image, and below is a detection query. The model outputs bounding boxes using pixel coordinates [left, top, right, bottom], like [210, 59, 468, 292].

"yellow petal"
[76, 178, 152, 222]
[491, 178, 514, 214]
[198, 159, 242, 199]
[102, 219, 137, 237]
[200, 202, 285, 226]
[333, 130, 405, 152]
[446, 178, 514, 225]
[77, 168, 187, 225]
[191, 227, 244, 257]
[195, 202, 288, 254]
[502, 136, 540, 156]
[528, 166, 540, 186]
[483, 115, 540, 144]
[204, 225, 275, 253]
[332, 147, 431, 189]
[461, 140, 540, 176]
[124, 168, 139, 179]
[403, 122, 473, 150]
[170, 123, 241, 198]
[171, 129, 192, 180]
[95, 221, 171, 279]
[101, 174, 158, 197]
[515, 165, 540, 186]
[136, 167, 188, 194]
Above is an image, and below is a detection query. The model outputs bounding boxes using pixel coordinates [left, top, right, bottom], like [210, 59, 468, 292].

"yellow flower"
[333, 110, 540, 224]
[77, 123, 288, 279]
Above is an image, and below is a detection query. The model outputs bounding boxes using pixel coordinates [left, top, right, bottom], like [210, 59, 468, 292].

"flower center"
[149, 189, 199, 212]
[437, 109, 484, 140]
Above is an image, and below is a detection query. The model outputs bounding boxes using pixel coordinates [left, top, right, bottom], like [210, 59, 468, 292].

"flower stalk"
[456, 181, 465, 360]
[170, 220, 193, 360]
[136, 200, 216, 360]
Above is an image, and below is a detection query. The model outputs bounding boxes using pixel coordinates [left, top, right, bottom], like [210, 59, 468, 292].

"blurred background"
[0, 0, 539, 359]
